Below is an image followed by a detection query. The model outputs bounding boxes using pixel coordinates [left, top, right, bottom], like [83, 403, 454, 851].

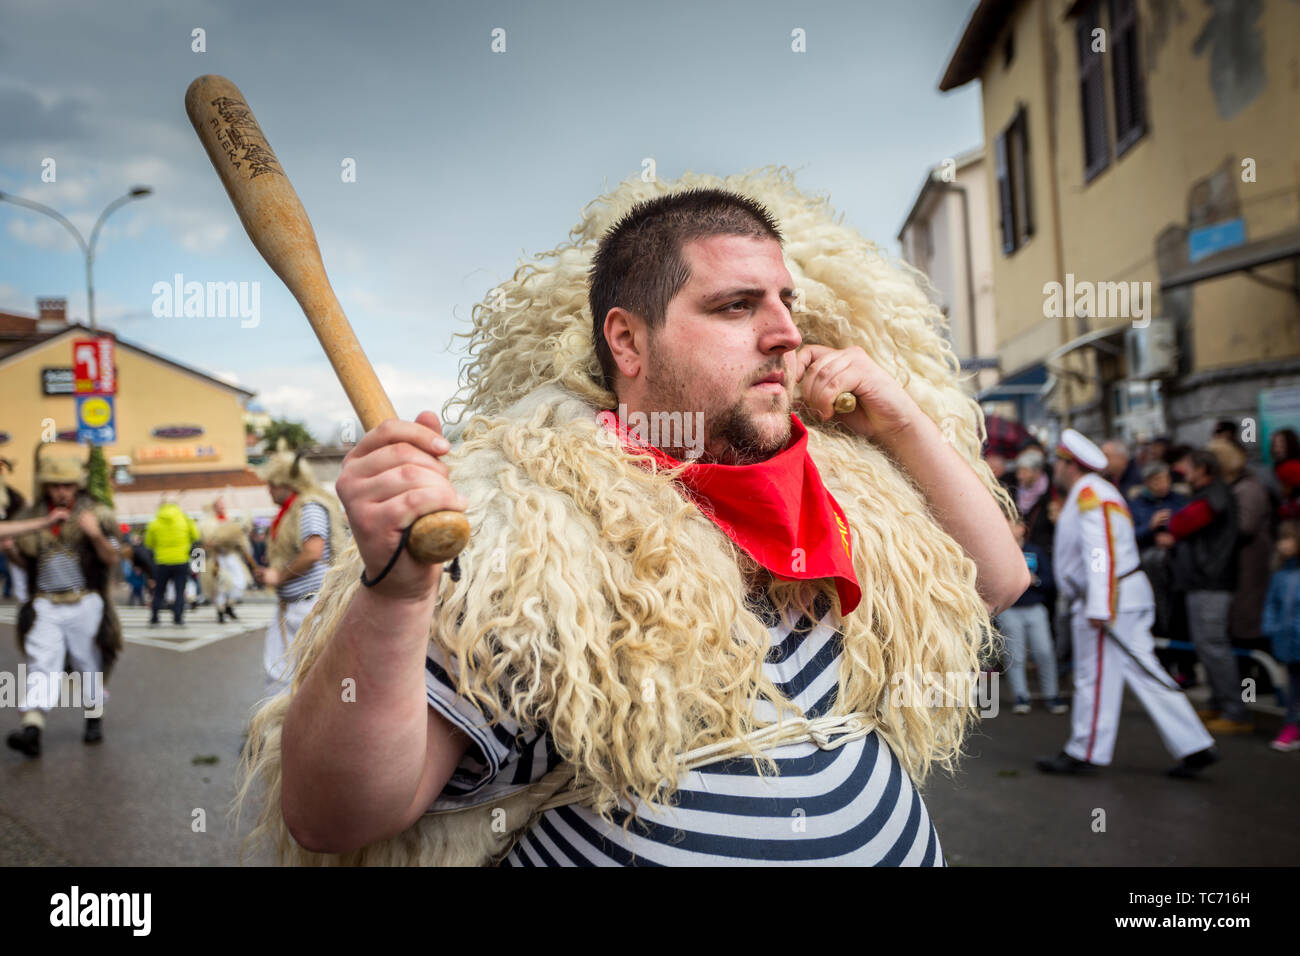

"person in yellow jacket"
[144, 497, 199, 627]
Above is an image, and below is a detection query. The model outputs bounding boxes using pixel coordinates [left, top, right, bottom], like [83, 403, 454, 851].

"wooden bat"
[185, 74, 469, 565]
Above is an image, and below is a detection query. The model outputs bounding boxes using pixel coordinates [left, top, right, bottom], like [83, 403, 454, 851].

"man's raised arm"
[797, 344, 1030, 615]
[279, 412, 471, 854]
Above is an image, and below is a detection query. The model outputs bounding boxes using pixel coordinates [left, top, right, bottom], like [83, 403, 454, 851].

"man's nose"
[758, 294, 802, 354]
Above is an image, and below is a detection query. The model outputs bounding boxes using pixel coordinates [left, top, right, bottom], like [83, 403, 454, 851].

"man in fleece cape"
[240, 168, 1028, 866]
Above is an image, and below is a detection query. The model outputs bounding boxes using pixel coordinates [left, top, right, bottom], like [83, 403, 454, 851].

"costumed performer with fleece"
[239, 168, 1030, 866]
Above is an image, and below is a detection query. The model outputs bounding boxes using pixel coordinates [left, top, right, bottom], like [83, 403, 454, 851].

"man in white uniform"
[1036, 429, 1218, 778]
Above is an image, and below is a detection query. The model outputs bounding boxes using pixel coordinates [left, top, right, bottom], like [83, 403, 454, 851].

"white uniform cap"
[1055, 428, 1107, 472]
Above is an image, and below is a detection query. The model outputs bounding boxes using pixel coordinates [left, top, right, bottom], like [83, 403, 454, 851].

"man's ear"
[604, 307, 647, 382]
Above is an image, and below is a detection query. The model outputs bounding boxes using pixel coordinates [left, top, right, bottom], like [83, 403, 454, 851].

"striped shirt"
[424, 588, 945, 866]
[36, 549, 86, 592]
[277, 503, 331, 600]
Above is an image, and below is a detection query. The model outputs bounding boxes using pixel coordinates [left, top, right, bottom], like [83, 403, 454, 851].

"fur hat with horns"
[256, 437, 320, 493]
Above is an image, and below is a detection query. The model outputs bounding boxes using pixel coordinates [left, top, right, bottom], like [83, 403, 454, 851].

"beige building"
[940, 0, 1300, 448]
[898, 147, 1002, 396]
[0, 299, 272, 523]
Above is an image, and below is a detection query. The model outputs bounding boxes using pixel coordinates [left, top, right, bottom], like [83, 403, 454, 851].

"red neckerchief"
[597, 409, 861, 615]
[270, 492, 297, 541]
[47, 500, 64, 538]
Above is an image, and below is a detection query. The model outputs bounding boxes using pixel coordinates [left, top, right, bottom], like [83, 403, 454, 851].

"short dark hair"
[1187, 448, 1221, 480]
[1273, 427, 1300, 462]
[587, 188, 783, 393]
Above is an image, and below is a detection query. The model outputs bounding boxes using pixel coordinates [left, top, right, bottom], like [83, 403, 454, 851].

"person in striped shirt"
[254, 442, 347, 698]
[255, 175, 1030, 866]
[6, 454, 122, 757]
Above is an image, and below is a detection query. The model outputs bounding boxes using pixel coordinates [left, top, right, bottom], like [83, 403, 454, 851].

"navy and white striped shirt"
[36, 549, 86, 592]
[277, 502, 331, 600]
[424, 589, 945, 866]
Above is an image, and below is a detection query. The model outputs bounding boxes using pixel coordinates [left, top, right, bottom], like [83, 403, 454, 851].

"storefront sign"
[133, 443, 220, 463]
[1188, 217, 1246, 264]
[76, 395, 116, 444]
[150, 425, 205, 439]
[42, 367, 76, 395]
[73, 337, 116, 395]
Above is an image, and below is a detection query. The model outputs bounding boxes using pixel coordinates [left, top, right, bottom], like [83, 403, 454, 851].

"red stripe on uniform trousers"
[1086, 624, 1105, 762]
[1102, 502, 1118, 618]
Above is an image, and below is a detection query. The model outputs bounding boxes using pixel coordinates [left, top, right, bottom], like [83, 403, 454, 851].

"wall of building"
[1050, 0, 1300, 377]
[955, 155, 1000, 392]
[0, 331, 250, 497]
[968, 0, 1299, 443]
[976, 0, 1065, 379]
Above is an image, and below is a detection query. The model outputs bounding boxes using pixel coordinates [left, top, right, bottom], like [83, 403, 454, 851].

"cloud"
[246, 360, 459, 445]
[0, 83, 92, 142]
[5, 216, 81, 252]
[15, 180, 92, 205]
[177, 220, 232, 253]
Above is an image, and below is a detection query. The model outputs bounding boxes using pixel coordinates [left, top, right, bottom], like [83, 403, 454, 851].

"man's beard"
[645, 342, 791, 465]
[705, 392, 791, 465]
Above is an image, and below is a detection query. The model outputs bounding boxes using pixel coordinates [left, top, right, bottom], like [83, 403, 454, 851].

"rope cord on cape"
[534, 710, 876, 813]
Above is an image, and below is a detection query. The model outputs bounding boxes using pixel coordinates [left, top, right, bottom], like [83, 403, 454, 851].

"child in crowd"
[997, 520, 1068, 715]
[1262, 521, 1300, 751]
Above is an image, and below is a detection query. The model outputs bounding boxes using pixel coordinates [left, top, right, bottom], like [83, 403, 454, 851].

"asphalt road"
[1, 590, 1297, 866]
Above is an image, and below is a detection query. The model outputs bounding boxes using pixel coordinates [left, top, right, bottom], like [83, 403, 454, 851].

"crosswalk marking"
[0, 600, 275, 653]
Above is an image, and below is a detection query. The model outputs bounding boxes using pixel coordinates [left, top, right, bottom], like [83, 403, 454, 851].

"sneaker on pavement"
[1013, 697, 1031, 715]
[1205, 717, 1253, 735]
[1168, 746, 1219, 778]
[6, 726, 41, 758]
[1048, 697, 1069, 715]
[224, 604, 238, 621]
[1270, 724, 1300, 752]
[1035, 751, 1098, 775]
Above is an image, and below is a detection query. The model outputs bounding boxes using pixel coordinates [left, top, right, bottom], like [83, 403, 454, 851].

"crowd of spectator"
[112, 518, 272, 623]
[987, 420, 1300, 753]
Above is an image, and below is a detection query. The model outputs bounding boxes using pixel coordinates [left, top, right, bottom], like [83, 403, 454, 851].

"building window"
[996, 106, 1034, 255]
[1077, 0, 1110, 182]
[1076, 0, 1147, 182]
[1108, 0, 1146, 156]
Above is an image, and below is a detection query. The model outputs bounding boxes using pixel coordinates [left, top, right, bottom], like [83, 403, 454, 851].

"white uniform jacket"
[1053, 473, 1154, 621]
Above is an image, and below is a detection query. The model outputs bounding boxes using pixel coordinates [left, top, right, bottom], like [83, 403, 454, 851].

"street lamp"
[0, 185, 153, 331]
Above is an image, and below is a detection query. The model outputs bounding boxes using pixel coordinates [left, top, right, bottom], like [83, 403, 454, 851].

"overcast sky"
[0, 0, 983, 441]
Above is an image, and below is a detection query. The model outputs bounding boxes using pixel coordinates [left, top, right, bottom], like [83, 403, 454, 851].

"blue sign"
[1188, 217, 1246, 264]
[76, 394, 116, 444]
